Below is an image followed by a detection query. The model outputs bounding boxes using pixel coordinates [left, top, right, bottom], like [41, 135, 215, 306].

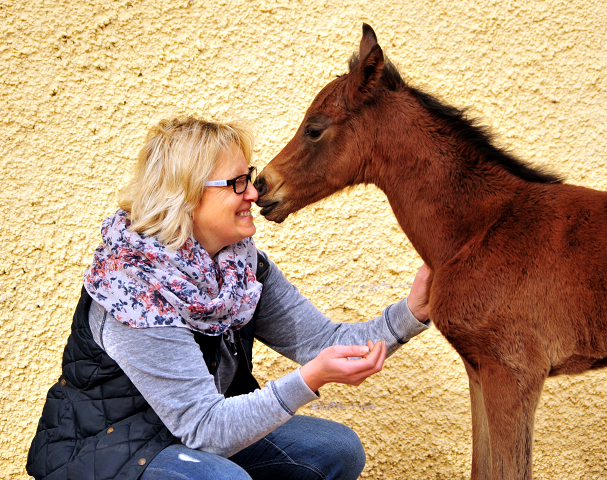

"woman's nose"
[244, 180, 258, 202]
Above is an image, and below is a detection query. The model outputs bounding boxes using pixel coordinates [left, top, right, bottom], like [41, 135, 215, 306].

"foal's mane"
[348, 53, 564, 185]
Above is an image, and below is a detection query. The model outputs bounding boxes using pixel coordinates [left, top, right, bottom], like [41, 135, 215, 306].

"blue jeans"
[140, 415, 366, 480]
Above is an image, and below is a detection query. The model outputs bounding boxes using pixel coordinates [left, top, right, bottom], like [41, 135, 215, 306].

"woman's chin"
[238, 215, 256, 227]
[236, 224, 256, 241]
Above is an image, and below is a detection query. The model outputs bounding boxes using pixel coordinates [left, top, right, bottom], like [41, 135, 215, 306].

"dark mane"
[411, 88, 564, 184]
[348, 53, 564, 185]
[348, 52, 406, 91]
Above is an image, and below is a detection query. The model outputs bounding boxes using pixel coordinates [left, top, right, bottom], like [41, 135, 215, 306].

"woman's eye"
[306, 127, 323, 140]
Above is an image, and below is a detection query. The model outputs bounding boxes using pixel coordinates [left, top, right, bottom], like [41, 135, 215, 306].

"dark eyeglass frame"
[204, 166, 257, 194]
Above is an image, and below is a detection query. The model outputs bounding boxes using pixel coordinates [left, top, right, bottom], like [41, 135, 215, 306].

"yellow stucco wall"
[1, 0, 606, 478]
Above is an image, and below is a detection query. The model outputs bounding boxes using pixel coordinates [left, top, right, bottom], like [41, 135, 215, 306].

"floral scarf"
[84, 209, 263, 336]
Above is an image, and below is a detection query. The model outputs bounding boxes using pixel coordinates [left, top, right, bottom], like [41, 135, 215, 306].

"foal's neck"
[371, 118, 522, 270]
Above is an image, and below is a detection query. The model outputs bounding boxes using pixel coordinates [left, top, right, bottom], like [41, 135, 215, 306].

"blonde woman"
[27, 117, 431, 480]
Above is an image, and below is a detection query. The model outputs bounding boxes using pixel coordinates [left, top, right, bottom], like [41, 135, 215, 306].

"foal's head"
[255, 24, 392, 223]
[255, 24, 563, 224]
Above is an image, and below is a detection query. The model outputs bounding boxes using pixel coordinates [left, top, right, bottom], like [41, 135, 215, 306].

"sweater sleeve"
[88, 301, 318, 458]
[253, 257, 431, 365]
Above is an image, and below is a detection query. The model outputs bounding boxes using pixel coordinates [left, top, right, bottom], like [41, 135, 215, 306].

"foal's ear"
[359, 23, 378, 59]
[344, 44, 385, 109]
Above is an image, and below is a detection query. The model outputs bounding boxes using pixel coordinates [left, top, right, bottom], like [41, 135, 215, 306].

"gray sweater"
[88, 254, 430, 458]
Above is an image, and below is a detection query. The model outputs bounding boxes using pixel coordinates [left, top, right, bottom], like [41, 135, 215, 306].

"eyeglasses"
[204, 166, 257, 194]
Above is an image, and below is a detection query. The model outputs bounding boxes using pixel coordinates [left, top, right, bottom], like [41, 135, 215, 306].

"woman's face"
[192, 145, 258, 257]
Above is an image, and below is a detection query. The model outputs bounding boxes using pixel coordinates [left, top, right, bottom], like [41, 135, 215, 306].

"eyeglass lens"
[234, 168, 256, 194]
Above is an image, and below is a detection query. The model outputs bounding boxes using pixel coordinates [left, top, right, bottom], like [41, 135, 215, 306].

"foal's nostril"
[254, 176, 267, 197]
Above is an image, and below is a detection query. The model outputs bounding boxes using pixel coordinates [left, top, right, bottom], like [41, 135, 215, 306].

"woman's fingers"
[348, 342, 387, 385]
[331, 344, 371, 358]
[373, 340, 387, 370]
[344, 341, 386, 378]
[362, 340, 384, 365]
[364, 340, 386, 373]
[301, 341, 388, 391]
[408, 263, 433, 321]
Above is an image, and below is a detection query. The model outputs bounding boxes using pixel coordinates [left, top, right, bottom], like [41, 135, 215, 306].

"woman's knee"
[141, 445, 252, 480]
[326, 422, 366, 480]
[289, 416, 366, 480]
[231, 416, 366, 480]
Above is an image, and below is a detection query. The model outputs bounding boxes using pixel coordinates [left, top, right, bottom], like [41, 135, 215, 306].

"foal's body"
[255, 24, 607, 479]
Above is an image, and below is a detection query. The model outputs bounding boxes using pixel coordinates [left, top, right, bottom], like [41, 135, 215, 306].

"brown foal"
[255, 24, 607, 480]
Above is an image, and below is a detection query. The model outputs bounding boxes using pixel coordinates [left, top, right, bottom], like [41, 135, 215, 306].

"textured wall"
[1, 0, 606, 478]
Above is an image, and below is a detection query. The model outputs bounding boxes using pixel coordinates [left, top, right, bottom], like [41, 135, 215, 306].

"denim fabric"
[140, 415, 366, 480]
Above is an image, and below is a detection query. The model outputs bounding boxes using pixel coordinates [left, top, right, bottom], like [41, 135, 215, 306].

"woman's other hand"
[300, 340, 386, 392]
[407, 263, 432, 322]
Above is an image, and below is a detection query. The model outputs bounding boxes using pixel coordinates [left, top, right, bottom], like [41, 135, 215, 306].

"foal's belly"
[432, 299, 607, 377]
[549, 355, 607, 376]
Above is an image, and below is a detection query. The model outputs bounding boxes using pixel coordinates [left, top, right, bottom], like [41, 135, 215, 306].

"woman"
[27, 117, 431, 480]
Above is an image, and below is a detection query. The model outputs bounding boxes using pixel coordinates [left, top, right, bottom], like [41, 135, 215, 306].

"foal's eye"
[305, 126, 324, 140]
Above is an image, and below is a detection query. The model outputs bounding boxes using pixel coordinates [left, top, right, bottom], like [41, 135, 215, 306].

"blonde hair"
[119, 116, 254, 249]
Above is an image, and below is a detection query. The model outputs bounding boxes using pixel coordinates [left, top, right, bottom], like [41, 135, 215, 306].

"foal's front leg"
[478, 360, 547, 480]
[464, 359, 492, 480]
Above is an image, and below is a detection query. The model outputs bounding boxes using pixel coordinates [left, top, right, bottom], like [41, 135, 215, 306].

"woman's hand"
[300, 340, 387, 392]
[407, 263, 433, 322]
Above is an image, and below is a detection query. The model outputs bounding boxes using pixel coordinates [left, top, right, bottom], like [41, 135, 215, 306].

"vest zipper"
[237, 330, 253, 373]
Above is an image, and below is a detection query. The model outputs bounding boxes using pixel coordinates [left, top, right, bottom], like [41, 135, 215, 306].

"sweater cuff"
[383, 297, 431, 344]
[269, 368, 320, 416]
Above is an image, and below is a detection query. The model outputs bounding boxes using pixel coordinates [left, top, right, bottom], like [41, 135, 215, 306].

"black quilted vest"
[26, 252, 270, 480]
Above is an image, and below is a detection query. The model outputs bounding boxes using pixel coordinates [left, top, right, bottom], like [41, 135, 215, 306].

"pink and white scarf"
[84, 209, 263, 336]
